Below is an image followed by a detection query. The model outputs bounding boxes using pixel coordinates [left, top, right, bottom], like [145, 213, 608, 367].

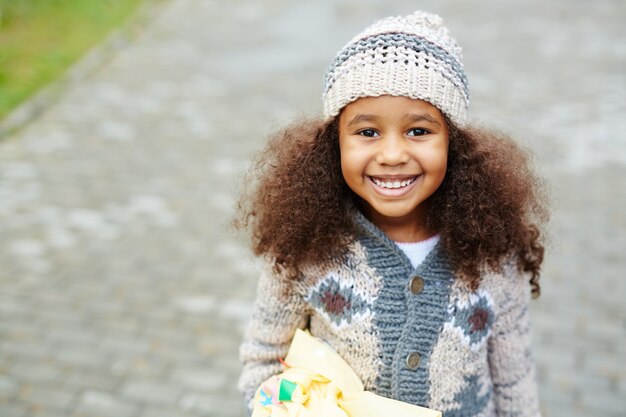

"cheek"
[340, 156, 363, 192]
[424, 143, 449, 175]
[339, 142, 366, 180]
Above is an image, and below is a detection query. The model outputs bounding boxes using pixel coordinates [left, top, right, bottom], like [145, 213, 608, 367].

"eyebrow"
[347, 113, 441, 127]
[347, 114, 379, 127]
[403, 113, 441, 126]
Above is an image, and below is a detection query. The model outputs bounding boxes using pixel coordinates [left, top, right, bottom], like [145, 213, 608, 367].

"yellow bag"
[252, 329, 441, 417]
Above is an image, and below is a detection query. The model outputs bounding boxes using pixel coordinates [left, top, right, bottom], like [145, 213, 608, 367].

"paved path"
[0, 0, 624, 416]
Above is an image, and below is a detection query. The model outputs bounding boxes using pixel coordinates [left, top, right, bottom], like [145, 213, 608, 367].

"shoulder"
[478, 256, 532, 314]
[298, 238, 373, 285]
[255, 259, 308, 305]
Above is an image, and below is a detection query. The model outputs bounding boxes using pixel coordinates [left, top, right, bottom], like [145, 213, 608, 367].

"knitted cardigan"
[238, 210, 541, 417]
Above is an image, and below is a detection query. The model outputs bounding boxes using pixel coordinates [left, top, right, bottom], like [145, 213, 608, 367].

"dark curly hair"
[235, 116, 548, 297]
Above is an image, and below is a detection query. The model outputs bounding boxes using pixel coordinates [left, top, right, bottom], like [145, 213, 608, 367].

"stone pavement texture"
[0, 0, 624, 416]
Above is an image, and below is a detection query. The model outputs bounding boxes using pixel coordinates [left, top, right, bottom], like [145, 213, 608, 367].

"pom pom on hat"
[322, 11, 469, 126]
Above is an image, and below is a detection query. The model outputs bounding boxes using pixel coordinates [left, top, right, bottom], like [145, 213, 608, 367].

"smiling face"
[338, 95, 449, 241]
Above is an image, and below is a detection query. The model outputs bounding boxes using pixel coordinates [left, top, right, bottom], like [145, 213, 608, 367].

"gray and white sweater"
[238, 211, 541, 417]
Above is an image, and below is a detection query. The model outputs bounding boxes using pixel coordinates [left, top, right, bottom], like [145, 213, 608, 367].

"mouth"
[368, 176, 419, 189]
[366, 175, 422, 196]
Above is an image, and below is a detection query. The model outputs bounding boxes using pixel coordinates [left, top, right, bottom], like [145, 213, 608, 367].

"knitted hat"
[322, 11, 469, 126]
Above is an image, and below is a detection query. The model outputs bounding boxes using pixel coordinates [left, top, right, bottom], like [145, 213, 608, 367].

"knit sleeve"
[237, 264, 309, 412]
[488, 263, 541, 417]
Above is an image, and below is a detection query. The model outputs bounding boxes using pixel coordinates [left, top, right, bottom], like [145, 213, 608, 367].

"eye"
[407, 128, 430, 137]
[357, 129, 380, 138]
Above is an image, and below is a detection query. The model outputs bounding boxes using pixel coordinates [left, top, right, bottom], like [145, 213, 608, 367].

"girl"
[236, 11, 547, 417]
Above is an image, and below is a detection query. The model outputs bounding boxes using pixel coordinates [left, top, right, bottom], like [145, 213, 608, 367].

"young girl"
[237, 11, 547, 417]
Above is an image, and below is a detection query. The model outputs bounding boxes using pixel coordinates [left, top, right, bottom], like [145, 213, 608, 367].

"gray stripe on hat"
[324, 32, 469, 99]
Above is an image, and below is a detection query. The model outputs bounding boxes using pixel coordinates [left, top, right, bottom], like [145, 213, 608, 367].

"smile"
[369, 176, 418, 189]
[366, 175, 422, 197]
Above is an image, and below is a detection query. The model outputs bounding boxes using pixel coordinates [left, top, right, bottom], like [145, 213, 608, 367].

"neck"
[360, 204, 435, 243]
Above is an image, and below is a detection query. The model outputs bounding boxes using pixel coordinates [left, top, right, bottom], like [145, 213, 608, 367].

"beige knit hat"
[322, 11, 469, 126]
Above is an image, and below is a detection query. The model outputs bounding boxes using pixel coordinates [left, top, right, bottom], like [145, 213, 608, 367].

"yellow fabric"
[252, 329, 442, 417]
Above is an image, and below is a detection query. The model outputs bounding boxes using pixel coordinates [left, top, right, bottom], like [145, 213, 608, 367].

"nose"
[375, 133, 410, 166]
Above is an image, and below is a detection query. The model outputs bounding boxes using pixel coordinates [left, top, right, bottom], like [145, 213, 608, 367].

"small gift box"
[252, 329, 441, 417]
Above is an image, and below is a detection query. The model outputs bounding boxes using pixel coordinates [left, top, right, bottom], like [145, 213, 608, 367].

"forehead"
[339, 95, 444, 123]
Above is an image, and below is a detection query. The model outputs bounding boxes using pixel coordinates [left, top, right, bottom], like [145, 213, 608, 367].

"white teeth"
[371, 177, 417, 189]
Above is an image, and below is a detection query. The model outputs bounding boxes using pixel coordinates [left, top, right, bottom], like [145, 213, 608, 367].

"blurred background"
[0, 0, 624, 416]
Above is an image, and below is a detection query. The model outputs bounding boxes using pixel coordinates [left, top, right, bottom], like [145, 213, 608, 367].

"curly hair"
[235, 116, 548, 297]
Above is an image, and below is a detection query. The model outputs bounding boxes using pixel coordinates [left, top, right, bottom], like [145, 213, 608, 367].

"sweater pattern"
[305, 273, 373, 328]
[238, 210, 541, 417]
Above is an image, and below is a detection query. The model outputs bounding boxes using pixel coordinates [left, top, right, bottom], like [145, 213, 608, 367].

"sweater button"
[409, 276, 424, 294]
[406, 352, 421, 370]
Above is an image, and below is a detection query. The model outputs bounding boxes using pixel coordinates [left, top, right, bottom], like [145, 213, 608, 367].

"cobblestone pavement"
[0, 0, 624, 416]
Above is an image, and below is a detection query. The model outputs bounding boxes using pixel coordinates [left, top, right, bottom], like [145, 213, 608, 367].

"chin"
[370, 203, 419, 219]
